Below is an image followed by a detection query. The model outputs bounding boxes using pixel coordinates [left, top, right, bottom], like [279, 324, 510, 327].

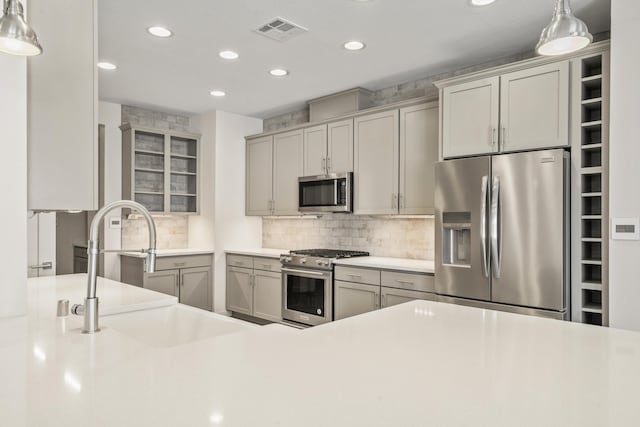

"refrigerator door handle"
[480, 175, 489, 278]
[490, 176, 502, 278]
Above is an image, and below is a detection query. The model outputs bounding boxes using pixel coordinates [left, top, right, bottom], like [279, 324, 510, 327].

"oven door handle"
[282, 268, 329, 277]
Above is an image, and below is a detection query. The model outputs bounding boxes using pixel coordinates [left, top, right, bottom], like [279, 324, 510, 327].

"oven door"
[298, 173, 352, 213]
[282, 267, 333, 326]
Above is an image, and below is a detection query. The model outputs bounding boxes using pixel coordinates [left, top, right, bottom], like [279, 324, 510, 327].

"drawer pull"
[349, 274, 363, 280]
[261, 264, 272, 269]
[174, 262, 187, 267]
[396, 280, 414, 285]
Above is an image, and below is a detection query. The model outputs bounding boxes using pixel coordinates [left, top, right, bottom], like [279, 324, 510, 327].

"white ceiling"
[98, 0, 611, 119]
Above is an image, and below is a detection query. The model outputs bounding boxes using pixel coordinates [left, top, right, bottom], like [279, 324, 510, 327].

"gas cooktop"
[289, 249, 370, 259]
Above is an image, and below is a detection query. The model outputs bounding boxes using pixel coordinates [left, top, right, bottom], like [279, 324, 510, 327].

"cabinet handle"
[349, 274, 363, 280]
[261, 264, 272, 269]
[327, 157, 332, 172]
[374, 293, 380, 308]
[392, 193, 398, 209]
[492, 127, 497, 147]
[399, 194, 404, 209]
[396, 280, 414, 286]
[174, 262, 186, 267]
[322, 157, 326, 171]
[382, 294, 386, 307]
[501, 127, 506, 147]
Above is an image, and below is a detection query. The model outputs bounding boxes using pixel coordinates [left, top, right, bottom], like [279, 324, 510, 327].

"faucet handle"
[146, 249, 157, 273]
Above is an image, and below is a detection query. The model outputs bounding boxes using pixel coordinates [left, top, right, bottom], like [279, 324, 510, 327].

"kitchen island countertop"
[2, 274, 640, 426]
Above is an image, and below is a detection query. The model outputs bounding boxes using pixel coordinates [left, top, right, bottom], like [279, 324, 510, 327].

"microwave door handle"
[334, 180, 339, 205]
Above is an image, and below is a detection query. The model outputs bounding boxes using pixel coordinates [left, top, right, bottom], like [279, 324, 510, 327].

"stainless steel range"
[281, 249, 369, 326]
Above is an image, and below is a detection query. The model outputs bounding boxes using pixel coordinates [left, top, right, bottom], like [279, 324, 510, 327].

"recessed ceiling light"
[269, 68, 289, 77]
[470, 0, 496, 5]
[343, 40, 366, 51]
[97, 62, 117, 70]
[210, 90, 226, 97]
[147, 26, 173, 38]
[219, 50, 239, 60]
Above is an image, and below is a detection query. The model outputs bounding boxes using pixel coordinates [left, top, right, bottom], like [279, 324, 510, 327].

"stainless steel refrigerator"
[435, 149, 569, 320]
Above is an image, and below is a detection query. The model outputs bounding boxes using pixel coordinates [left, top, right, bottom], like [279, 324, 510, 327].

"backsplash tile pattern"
[263, 215, 435, 260]
[122, 216, 189, 250]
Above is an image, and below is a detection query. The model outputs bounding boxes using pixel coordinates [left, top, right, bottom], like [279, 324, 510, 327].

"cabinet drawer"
[226, 254, 254, 269]
[73, 246, 88, 259]
[253, 257, 281, 273]
[155, 254, 213, 271]
[334, 266, 380, 286]
[381, 271, 434, 293]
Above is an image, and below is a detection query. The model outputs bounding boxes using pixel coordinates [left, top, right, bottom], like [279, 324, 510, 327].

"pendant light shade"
[536, 0, 592, 56]
[0, 0, 42, 56]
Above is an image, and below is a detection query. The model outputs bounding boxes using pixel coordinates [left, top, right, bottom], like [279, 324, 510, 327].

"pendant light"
[536, 0, 592, 56]
[0, 0, 42, 56]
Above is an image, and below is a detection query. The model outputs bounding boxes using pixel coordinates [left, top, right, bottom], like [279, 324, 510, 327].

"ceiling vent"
[254, 17, 308, 42]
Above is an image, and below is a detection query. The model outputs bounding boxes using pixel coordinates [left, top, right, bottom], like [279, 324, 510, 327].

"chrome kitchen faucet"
[71, 200, 157, 333]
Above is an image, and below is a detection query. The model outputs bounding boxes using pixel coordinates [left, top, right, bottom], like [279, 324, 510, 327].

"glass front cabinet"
[121, 123, 200, 214]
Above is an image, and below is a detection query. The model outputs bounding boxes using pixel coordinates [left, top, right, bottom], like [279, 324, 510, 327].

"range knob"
[300, 258, 307, 264]
[281, 256, 292, 263]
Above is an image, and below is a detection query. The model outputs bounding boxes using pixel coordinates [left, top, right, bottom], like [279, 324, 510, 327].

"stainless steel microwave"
[298, 172, 353, 213]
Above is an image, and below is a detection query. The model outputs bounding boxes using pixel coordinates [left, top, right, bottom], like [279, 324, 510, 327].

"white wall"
[0, 53, 27, 317]
[99, 101, 123, 280]
[609, 0, 640, 331]
[190, 110, 262, 314]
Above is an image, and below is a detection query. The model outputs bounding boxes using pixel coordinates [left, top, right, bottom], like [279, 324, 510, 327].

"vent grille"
[254, 17, 308, 42]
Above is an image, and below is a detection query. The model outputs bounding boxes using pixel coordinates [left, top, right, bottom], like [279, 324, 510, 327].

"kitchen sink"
[101, 304, 256, 348]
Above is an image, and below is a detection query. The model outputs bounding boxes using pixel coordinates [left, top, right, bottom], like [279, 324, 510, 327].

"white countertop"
[26, 274, 177, 316]
[225, 248, 289, 258]
[120, 248, 214, 258]
[334, 256, 434, 273]
[3, 275, 640, 426]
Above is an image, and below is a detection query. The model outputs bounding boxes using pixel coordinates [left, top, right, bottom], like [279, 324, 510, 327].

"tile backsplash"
[122, 216, 189, 250]
[263, 215, 435, 260]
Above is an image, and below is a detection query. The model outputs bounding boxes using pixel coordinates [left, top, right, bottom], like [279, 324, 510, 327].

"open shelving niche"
[121, 124, 200, 215]
[570, 50, 609, 326]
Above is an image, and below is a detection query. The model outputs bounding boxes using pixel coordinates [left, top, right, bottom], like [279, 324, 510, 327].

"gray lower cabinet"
[334, 280, 380, 321]
[121, 254, 213, 311]
[381, 287, 437, 308]
[226, 255, 282, 322]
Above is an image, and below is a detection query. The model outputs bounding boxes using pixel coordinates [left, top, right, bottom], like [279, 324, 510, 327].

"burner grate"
[290, 249, 370, 259]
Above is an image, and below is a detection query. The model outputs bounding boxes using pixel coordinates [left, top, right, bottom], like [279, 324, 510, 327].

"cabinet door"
[327, 119, 354, 173]
[246, 136, 273, 216]
[381, 287, 437, 308]
[226, 266, 253, 315]
[253, 270, 282, 322]
[144, 269, 180, 297]
[499, 61, 569, 152]
[27, 0, 97, 211]
[180, 266, 212, 311]
[303, 125, 327, 176]
[334, 280, 380, 320]
[400, 104, 439, 214]
[442, 77, 500, 159]
[354, 110, 400, 215]
[273, 129, 303, 215]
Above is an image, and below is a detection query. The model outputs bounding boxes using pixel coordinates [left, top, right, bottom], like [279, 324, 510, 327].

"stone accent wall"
[121, 105, 193, 249]
[122, 105, 191, 133]
[122, 216, 189, 250]
[263, 215, 435, 260]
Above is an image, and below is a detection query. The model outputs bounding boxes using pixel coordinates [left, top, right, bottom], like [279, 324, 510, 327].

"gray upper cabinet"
[354, 110, 400, 215]
[27, 0, 97, 211]
[499, 62, 569, 152]
[327, 119, 354, 173]
[122, 124, 201, 214]
[303, 120, 354, 176]
[399, 104, 439, 215]
[440, 60, 570, 159]
[303, 125, 328, 176]
[273, 129, 303, 215]
[442, 77, 500, 159]
[246, 136, 274, 216]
